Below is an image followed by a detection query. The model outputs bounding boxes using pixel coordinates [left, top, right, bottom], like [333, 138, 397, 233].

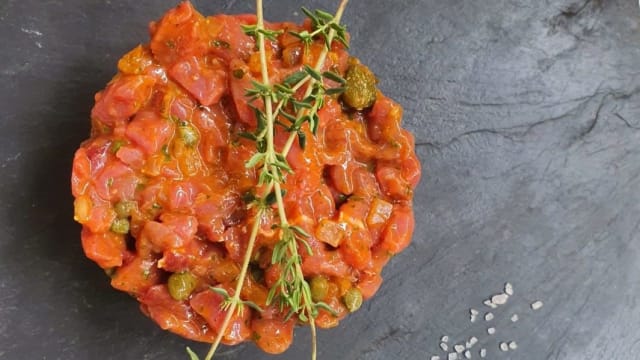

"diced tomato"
[229, 74, 258, 126]
[206, 14, 256, 62]
[191, 104, 230, 148]
[118, 45, 155, 75]
[251, 318, 295, 354]
[125, 110, 174, 155]
[166, 181, 197, 211]
[315, 219, 345, 247]
[71, 148, 91, 197]
[140, 220, 186, 251]
[402, 152, 422, 188]
[81, 227, 126, 268]
[91, 75, 156, 127]
[378, 205, 415, 254]
[111, 257, 161, 295]
[169, 56, 228, 106]
[338, 197, 370, 230]
[140, 285, 213, 342]
[375, 165, 412, 200]
[357, 271, 383, 300]
[190, 289, 251, 345]
[115, 145, 146, 170]
[367, 95, 402, 142]
[340, 229, 372, 270]
[81, 201, 116, 234]
[159, 213, 198, 243]
[302, 248, 350, 278]
[93, 160, 138, 202]
[366, 197, 393, 228]
[149, 2, 208, 65]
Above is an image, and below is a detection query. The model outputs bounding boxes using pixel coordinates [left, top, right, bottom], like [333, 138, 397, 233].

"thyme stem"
[204, 208, 264, 360]
[200, 1, 348, 359]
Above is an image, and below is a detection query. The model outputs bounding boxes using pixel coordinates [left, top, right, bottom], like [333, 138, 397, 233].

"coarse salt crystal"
[511, 314, 519, 322]
[509, 341, 518, 350]
[479, 348, 487, 358]
[470, 309, 479, 316]
[441, 335, 449, 343]
[464, 350, 471, 359]
[431, 356, 440, 360]
[505, 282, 513, 296]
[491, 293, 509, 305]
[466, 336, 478, 348]
[531, 300, 544, 310]
[484, 312, 494, 321]
[440, 343, 449, 352]
[487, 327, 496, 335]
[483, 300, 497, 309]
[499, 342, 509, 352]
[454, 344, 465, 353]
[448, 353, 458, 360]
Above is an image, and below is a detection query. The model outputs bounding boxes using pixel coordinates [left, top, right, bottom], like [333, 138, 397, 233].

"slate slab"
[1, 0, 639, 359]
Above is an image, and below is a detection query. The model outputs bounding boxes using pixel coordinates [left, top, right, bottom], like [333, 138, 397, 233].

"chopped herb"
[178, 124, 199, 147]
[161, 144, 171, 161]
[110, 140, 125, 154]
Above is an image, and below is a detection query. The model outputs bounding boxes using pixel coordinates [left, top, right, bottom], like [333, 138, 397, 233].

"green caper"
[342, 287, 363, 313]
[114, 201, 135, 218]
[342, 61, 378, 110]
[110, 218, 130, 234]
[178, 124, 199, 147]
[310, 276, 330, 302]
[167, 272, 198, 301]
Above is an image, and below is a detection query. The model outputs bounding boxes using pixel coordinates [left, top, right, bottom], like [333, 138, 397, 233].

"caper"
[114, 201, 135, 218]
[178, 124, 199, 147]
[310, 275, 330, 302]
[110, 218, 130, 234]
[167, 272, 198, 301]
[342, 287, 363, 313]
[342, 62, 378, 110]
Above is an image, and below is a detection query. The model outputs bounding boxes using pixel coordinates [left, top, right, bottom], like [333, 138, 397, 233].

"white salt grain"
[509, 341, 518, 350]
[464, 350, 471, 359]
[470, 309, 479, 316]
[491, 293, 509, 305]
[487, 327, 496, 335]
[499, 342, 509, 352]
[448, 353, 458, 360]
[466, 336, 478, 348]
[441, 335, 449, 343]
[440, 343, 449, 352]
[483, 300, 497, 309]
[531, 300, 544, 310]
[484, 312, 494, 321]
[479, 348, 487, 358]
[505, 282, 514, 296]
[454, 344, 465, 353]
[511, 314, 519, 322]
[431, 356, 440, 360]
[470, 315, 477, 323]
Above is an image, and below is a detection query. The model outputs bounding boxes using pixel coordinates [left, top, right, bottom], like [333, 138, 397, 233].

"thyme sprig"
[190, 1, 349, 359]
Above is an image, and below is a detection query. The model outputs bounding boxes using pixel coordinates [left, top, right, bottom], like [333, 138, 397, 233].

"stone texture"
[1, 0, 639, 359]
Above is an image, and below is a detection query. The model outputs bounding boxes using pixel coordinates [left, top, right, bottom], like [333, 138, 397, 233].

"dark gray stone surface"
[1, 0, 639, 359]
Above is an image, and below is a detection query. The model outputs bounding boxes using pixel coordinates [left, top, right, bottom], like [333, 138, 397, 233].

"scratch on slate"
[614, 113, 640, 130]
